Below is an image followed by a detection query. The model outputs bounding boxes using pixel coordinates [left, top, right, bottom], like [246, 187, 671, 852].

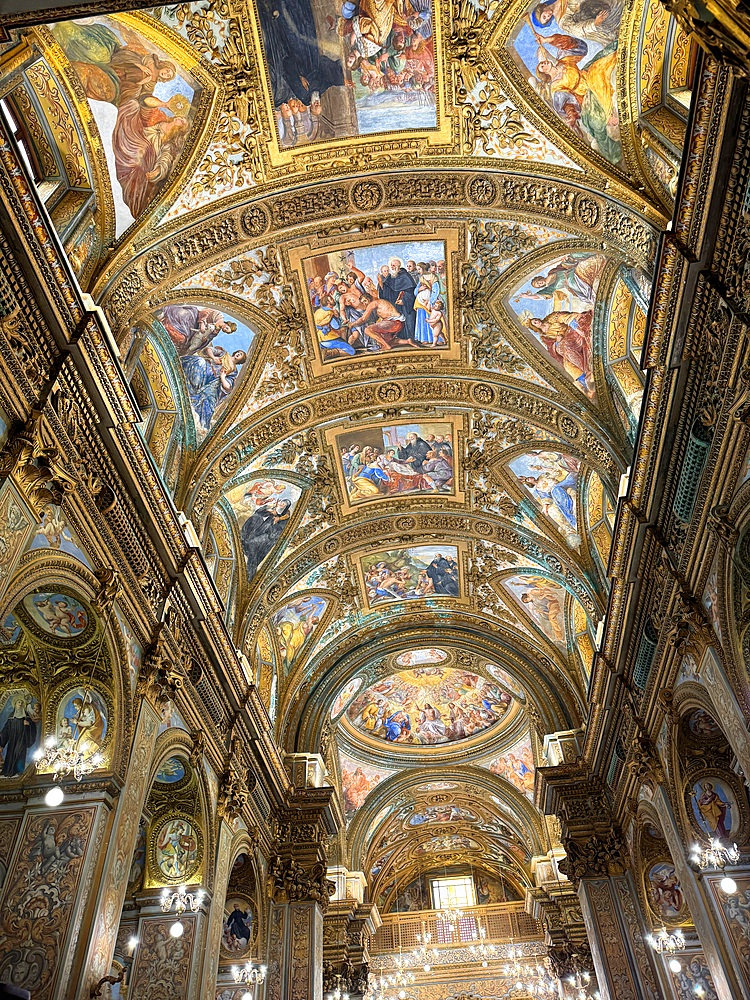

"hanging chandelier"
[413, 929, 438, 972]
[324, 974, 349, 1000]
[563, 970, 601, 1000]
[469, 922, 496, 968]
[647, 925, 685, 955]
[690, 838, 740, 871]
[34, 735, 103, 781]
[438, 884, 464, 927]
[233, 959, 267, 994]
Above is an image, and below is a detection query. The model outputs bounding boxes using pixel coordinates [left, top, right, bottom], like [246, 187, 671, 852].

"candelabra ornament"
[690, 838, 740, 871]
[160, 885, 203, 938]
[647, 925, 686, 955]
[468, 923, 496, 968]
[233, 960, 267, 989]
[413, 929, 438, 972]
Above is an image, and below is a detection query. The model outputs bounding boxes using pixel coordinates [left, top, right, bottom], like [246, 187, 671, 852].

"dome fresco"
[343, 667, 513, 746]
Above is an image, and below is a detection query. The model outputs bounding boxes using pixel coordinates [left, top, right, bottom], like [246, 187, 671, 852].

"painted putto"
[345, 667, 512, 745]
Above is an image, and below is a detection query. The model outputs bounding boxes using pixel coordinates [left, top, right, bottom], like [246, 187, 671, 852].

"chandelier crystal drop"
[468, 923, 496, 968]
[413, 930, 438, 972]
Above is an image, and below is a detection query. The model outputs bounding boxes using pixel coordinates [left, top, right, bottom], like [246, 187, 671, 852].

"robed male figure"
[241, 499, 292, 582]
[0, 698, 36, 776]
[380, 258, 417, 341]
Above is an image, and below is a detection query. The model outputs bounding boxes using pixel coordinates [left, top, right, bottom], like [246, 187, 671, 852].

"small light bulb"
[399, 991, 406, 999]
[128, 936, 139, 950]
[46, 735, 56, 748]
[721, 876, 737, 894]
[242, 994, 252, 1000]
[170, 920, 184, 938]
[424, 965, 430, 972]
[45, 786, 64, 807]
[669, 959, 682, 973]
[482, 960, 488, 968]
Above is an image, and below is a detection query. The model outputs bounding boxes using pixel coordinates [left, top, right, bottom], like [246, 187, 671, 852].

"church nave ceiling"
[0, 0, 699, 899]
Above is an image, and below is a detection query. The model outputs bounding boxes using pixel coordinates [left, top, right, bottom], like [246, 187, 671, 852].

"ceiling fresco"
[342, 667, 516, 747]
[0, 0, 692, 906]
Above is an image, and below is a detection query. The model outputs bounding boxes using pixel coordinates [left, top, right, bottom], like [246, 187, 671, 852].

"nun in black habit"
[241, 499, 292, 582]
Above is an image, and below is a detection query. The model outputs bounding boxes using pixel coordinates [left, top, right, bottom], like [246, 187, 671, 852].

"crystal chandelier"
[647, 925, 685, 955]
[161, 885, 202, 938]
[413, 930, 438, 972]
[468, 923, 496, 968]
[34, 734, 103, 781]
[690, 838, 740, 871]
[438, 886, 464, 927]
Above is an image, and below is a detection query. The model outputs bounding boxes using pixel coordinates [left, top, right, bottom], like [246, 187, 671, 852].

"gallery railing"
[370, 902, 541, 954]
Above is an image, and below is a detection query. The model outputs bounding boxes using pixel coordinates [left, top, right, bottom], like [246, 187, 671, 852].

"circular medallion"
[144, 253, 170, 284]
[323, 537, 340, 554]
[574, 193, 600, 229]
[558, 413, 580, 438]
[471, 382, 495, 405]
[219, 451, 239, 478]
[241, 204, 270, 237]
[377, 382, 402, 403]
[351, 180, 383, 212]
[154, 817, 201, 882]
[475, 521, 494, 536]
[467, 176, 496, 207]
[266, 583, 282, 604]
[395, 516, 416, 531]
[289, 403, 312, 426]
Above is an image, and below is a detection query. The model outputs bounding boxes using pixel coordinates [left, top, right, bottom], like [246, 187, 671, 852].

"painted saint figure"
[241, 498, 292, 582]
[0, 697, 37, 776]
[692, 781, 731, 840]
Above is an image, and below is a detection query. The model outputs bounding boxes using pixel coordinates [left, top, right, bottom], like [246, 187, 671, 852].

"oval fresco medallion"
[344, 667, 513, 747]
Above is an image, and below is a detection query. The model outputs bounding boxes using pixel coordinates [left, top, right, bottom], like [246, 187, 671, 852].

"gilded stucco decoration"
[0, 3, 714, 997]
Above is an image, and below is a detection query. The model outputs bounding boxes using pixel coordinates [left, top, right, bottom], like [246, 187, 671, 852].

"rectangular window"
[430, 875, 476, 910]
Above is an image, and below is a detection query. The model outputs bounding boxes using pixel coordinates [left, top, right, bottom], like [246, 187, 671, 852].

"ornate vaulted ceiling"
[0, 0, 695, 894]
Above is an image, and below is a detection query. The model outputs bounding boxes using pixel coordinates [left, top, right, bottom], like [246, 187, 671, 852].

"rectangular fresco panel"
[303, 241, 449, 361]
[330, 419, 457, 509]
[359, 545, 461, 606]
[255, 0, 438, 148]
[709, 873, 750, 993]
